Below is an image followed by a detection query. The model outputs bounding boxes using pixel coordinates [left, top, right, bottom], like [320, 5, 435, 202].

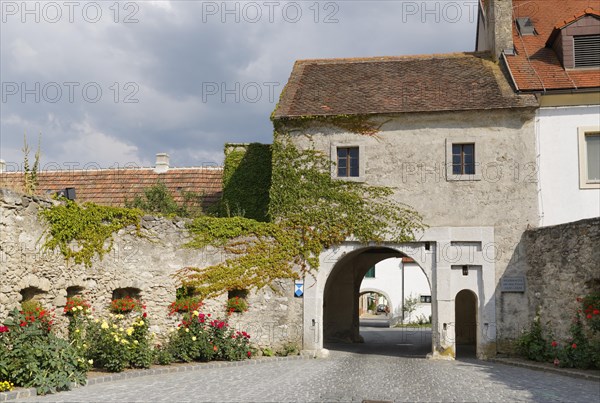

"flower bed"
[517, 293, 600, 370]
[0, 298, 254, 395]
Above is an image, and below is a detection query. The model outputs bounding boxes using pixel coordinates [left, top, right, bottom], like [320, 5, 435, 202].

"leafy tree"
[127, 181, 195, 217]
[402, 294, 419, 323]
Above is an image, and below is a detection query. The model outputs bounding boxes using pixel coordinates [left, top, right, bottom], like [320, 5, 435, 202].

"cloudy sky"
[1, 0, 479, 170]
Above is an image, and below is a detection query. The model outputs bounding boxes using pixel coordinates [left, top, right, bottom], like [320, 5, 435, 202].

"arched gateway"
[302, 227, 498, 359]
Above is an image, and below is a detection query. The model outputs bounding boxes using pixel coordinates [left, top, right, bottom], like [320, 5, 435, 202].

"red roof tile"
[0, 167, 223, 208]
[505, 0, 600, 92]
[273, 52, 537, 119]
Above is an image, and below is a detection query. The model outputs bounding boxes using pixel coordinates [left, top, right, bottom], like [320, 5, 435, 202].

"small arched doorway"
[455, 289, 478, 358]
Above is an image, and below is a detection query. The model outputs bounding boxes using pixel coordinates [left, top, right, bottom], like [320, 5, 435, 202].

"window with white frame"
[579, 127, 600, 189]
[331, 143, 365, 181]
[446, 138, 482, 181]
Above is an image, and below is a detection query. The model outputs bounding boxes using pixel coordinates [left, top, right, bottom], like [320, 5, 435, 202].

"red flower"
[213, 345, 218, 352]
[143, 312, 147, 318]
[551, 341, 558, 348]
[572, 343, 577, 349]
[593, 309, 600, 315]
[0, 326, 9, 333]
[247, 351, 252, 358]
[587, 314, 593, 319]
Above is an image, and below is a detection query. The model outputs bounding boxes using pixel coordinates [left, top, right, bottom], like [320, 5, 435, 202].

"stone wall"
[521, 218, 599, 341]
[0, 188, 302, 349]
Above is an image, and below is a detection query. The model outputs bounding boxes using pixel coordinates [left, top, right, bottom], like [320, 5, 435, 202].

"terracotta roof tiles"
[505, 0, 600, 92]
[273, 52, 537, 119]
[0, 167, 223, 208]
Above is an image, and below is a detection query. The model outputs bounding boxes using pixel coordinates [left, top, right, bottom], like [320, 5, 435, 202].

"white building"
[360, 257, 432, 325]
[479, 0, 600, 227]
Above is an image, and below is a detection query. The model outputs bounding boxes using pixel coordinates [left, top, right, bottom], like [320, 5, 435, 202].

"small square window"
[578, 128, 600, 189]
[337, 147, 359, 177]
[446, 138, 482, 181]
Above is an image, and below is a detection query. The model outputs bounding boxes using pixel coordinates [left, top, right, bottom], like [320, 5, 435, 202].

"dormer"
[547, 9, 600, 69]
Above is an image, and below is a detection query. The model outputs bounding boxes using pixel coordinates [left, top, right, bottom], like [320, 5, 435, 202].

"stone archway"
[321, 246, 433, 347]
[455, 289, 478, 358]
[358, 288, 392, 316]
[302, 227, 497, 359]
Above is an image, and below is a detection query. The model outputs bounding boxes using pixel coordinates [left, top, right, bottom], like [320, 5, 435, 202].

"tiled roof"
[0, 167, 223, 208]
[273, 52, 537, 119]
[553, 8, 600, 30]
[505, 0, 600, 91]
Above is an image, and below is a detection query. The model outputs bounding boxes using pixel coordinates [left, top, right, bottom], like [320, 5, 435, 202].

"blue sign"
[294, 281, 304, 298]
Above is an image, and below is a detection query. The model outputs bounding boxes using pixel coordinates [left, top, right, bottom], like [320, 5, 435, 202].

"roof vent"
[57, 187, 76, 200]
[574, 35, 600, 68]
[154, 153, 170, 174]
[516, 17, 536, 36]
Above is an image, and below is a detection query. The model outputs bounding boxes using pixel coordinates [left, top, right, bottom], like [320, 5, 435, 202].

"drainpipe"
[400, 259, 405, 324]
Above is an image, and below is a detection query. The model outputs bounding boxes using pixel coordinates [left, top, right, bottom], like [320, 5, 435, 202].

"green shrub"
[85, 313, 152, 372]
[276, 342, 299, 357]
[516, 311, 550, 362]
[154, 345, 174, 365]
[0, 309, 87, 395]
[168, 312, 215, 362]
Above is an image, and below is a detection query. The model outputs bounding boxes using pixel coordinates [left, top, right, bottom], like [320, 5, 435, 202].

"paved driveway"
[18, 323, 600, 402]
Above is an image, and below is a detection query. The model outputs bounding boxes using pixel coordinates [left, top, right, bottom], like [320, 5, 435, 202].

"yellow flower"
[75, 329, 80, 333]
[192, 336, 197, 341]
[101, 322, 109, 329]
[114, 337, 120, 342]
[83, 343, 87, 348]
[126, 327, 134, 336]
[119, 327, 124, 332]
[133, 340, 139, 345]
[72, 307, 78, 312]
[121, 339, 129, 344]
[88, 359, 94, 365]
[185, 328, 190, 333]
[112, 324, 118, 329]
[94, 318, 100, 323]
[139, 320, 144, 326]
[78, 306, 84, 310]
[192, 310, 199, 316]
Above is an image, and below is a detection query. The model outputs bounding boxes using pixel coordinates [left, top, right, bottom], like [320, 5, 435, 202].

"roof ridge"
[295, 51, 491, 65]
[1, 166, 224, 175]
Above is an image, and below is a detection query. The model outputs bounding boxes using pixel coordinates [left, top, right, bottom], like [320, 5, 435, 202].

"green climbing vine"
[220, 143, 272, 221]
[273, 114, 385, 136]
[180, 133, 425, 299]
[39, 201, 142, 267]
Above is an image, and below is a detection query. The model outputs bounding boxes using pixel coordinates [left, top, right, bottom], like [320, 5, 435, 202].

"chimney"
[0, 160, 5, 173]
[154, 153, 170, 174]
[478, 0, 514, 61]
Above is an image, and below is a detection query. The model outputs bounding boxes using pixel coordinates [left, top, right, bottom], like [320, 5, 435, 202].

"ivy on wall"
[181, 133, 425, 299]
[220, 143, 272, 221]
[37, 122, 425, 300]
[39, 201, 141, 267]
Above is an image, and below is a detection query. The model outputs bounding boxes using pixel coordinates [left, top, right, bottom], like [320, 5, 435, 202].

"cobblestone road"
[18, 323, 600, 402]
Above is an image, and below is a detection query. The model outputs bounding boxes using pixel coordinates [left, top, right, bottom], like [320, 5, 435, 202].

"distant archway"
[455, 289, 478, 358]
[358, 289, 392, 316]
